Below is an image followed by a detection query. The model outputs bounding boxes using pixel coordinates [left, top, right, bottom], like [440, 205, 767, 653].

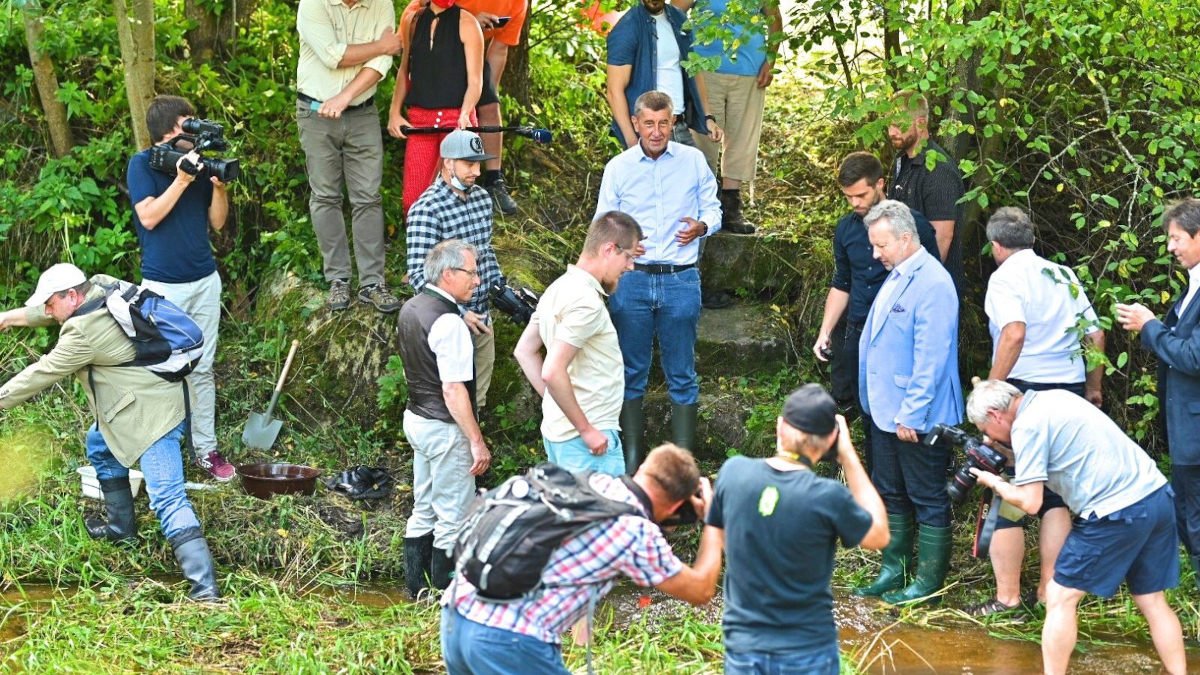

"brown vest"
[397, 288, 476, 423]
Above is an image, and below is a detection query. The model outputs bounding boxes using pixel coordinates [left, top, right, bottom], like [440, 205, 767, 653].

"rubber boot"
[670, 402, 699, 452]
[430, 547, 455, 591]
[721, 189, 756, 234]
[882, 524, 953, 605]
[84, 477, 138, 543]
[170, 530, 220, 601]
[404, 534, 434, 598]
[620, 398, 646, 475]
[854, 513, 914, 597]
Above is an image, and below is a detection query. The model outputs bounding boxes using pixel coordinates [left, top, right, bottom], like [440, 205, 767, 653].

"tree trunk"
[21, 0, 74, 157]
[184, 0, 260, 63]
[882, 0, 902, 84]
[113, 0, 157, 150]
[498, 6, 531, 109]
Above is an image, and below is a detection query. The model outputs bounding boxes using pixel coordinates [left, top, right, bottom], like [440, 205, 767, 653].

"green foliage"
[375, 354, 407, 411]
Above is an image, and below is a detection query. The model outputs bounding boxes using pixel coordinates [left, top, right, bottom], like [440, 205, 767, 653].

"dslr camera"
[489, 277, 540, 326]
[924, 423, 1007, 503]
[149, 118, 240, 183]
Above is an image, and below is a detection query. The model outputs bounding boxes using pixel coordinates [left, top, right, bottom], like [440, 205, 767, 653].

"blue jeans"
[543, 430, 625, 475]
[871, 425, 952, 527]
[724, 643, 840, 675]
[441, 606, 569, 675]
[85, 421, 200, 540]
[609, 267, 701, 404]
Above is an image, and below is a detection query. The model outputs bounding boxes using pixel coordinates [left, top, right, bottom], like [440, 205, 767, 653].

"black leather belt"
[298, 93, 376, 111]
[634, 263, 694, 274]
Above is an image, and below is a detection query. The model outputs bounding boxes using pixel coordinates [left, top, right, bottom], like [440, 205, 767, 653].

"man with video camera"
[126, 95, 233, 481]
[967, 380, 1186, 675]
[708, 384, 888, 674]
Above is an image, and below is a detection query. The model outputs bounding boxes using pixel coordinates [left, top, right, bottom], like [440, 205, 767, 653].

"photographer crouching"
[708, 384, 888, 674]
[966, 380, 1186, 675]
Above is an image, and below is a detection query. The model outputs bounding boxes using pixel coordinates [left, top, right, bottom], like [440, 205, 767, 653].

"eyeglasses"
[452, 267, 481, 278]
[614, 245, 637, 261]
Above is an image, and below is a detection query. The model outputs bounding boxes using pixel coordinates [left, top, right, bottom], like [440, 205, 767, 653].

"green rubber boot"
[854, 513, 914, 597]
[670, 402, 699, 452]
[882, 524, 953, 605]
[620, 398, 646, 475]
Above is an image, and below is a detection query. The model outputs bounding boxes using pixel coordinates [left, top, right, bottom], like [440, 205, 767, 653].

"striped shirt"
[407, 177, 501, 314]
[441, 474, 685, 644]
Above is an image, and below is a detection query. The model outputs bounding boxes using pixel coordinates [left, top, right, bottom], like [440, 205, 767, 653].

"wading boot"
[430, 547, 455, 591]
[170, 529, 220, 601]
[854, 513, 914, 597]
[720, 189, 756, 235]
[404, 534, 434, 598]
[84, 477, 138, 544]
[882, 524, 953, 605]
[620, 398, 646, 475]
[670, 402, 699, 452]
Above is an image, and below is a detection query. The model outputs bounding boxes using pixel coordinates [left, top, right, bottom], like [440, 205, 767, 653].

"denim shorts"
[1054, 485, 1180, 597]
[543, 430, 625, 476]
[724, 643, 839, 675]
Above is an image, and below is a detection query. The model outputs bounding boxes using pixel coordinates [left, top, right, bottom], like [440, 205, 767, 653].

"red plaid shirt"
[442, 474, 685, 644]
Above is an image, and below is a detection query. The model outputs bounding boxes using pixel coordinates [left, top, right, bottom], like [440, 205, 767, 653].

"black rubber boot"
[721, 189, 756, 234]
[670, 402, 699, 452]
[620, 398, 646, 475]
[854, 513, 914, 597]
[170, 529, 220, 601]
[84, 477, 138, 543]
[430, 547, 455, 591]
[404, 534, 434, 598]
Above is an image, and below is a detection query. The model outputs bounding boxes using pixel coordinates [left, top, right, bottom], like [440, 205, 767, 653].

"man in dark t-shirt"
[886, 90, 966, 295]
[708, 384, 888, 674]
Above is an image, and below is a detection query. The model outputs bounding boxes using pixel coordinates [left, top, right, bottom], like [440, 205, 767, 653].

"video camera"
[148, 118, 240, 183]
[489, 277, 540, 326]
[924, 423, 1007, 504]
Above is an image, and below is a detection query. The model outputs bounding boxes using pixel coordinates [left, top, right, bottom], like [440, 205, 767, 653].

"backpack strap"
[618, 475, 654, 520]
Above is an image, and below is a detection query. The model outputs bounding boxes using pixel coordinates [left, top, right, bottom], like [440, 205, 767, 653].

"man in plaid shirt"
[407, 130, 504, 408]
[440, 444, 723, 674]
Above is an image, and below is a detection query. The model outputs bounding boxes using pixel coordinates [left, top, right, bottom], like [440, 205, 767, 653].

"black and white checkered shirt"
[406, 177, 501, 314]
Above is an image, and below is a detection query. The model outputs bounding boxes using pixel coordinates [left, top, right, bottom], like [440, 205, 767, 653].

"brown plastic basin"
[237, 463, 321, 499]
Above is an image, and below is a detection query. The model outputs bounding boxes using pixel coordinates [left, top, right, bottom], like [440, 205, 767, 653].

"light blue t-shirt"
[1011, 390, 1167, 519]
[689, 0, 770, 77]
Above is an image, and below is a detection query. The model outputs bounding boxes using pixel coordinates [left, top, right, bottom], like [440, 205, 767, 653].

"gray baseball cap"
[440, 130, 495, 162]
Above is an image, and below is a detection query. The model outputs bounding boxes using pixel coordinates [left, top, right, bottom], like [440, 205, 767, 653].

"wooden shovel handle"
[274, 340, 300, 393]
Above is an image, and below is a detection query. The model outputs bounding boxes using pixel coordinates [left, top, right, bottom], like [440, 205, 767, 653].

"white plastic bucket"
[77, 465, 144, 500]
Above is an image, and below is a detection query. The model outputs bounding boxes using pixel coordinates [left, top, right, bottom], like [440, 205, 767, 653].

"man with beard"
[514, 211, 644, 474]
[886, 90, 966, 294]
[812, 152, 939, 473]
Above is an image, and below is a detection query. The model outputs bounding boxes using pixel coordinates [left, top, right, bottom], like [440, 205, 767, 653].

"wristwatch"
[704, 114, 717, 123]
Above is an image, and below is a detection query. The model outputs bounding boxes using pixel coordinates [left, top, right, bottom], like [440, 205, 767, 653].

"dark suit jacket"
[1141, 286, 1200, 465]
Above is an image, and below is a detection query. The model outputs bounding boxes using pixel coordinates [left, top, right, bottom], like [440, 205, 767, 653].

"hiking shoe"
[486, 177, 518, 215]
[358, 283, 402, 313]
[197, 450, 236, 482]
[328, 279, 351, 311]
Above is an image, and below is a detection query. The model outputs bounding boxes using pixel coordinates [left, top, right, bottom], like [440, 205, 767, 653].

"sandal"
[966, 597, 1021, 617]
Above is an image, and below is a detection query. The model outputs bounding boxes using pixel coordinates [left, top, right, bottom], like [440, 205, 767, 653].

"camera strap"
[972, 490, 1003, 559]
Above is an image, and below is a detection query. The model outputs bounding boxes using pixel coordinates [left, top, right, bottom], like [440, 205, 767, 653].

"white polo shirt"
[985, 249, 1099, 383]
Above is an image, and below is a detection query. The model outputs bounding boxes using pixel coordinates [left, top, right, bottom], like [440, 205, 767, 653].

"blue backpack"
[79, 280, 205, 381]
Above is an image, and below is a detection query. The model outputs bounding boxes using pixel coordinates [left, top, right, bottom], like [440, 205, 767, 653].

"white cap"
[25, 263, 87, 307]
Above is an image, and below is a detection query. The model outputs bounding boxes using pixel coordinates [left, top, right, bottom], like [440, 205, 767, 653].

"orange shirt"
[401, 0, 528, 47]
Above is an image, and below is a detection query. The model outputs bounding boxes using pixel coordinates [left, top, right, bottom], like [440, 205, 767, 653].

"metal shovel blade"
[242, 412, 283, 451]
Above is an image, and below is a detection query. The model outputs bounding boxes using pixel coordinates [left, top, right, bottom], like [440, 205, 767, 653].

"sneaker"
[358, 283, 402, 313]
[197, 450, 236, 482]
[328, 279, 351, 311]
[486, 177, 518, 216]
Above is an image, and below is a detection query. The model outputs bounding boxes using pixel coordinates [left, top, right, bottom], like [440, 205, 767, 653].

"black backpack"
[453, 463, 644, 601]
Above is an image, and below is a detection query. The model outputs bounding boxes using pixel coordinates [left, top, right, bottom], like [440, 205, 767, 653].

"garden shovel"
[241, 339, 299, 451]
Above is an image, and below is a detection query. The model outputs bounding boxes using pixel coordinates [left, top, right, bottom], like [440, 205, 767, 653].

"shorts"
[995, 482, 1067, 530]
[543, 430, 625, 476]
[1053, 485, 1180, 597]
[478, 61, 500, 107]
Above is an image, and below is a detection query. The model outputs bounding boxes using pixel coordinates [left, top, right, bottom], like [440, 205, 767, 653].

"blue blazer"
[1141, 288, 1200, 465]
[859, 249, 963, 433]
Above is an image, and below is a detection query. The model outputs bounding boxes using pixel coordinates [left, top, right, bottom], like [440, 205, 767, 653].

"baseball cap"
[440, 130, 495, 162]
[25, 263, 87, 307]
[781, 384, 837, 435]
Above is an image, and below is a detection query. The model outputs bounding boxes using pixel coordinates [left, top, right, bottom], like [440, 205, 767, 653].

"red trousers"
[403, 106, 478, 217]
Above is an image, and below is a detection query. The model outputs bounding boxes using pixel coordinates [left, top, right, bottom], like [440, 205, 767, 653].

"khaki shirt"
[532, 265, 624, 442]
[0, 275, 188, 468]
[296, 0, 395, 104]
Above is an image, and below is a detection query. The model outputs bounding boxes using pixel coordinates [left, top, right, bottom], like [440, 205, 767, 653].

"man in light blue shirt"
[595, 90, 721, 473]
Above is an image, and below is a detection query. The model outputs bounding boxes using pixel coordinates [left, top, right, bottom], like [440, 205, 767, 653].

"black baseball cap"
[782, 384, 837, 435]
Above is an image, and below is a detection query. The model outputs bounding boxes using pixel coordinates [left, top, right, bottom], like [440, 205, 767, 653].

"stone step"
[695, 301, 792, 376]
